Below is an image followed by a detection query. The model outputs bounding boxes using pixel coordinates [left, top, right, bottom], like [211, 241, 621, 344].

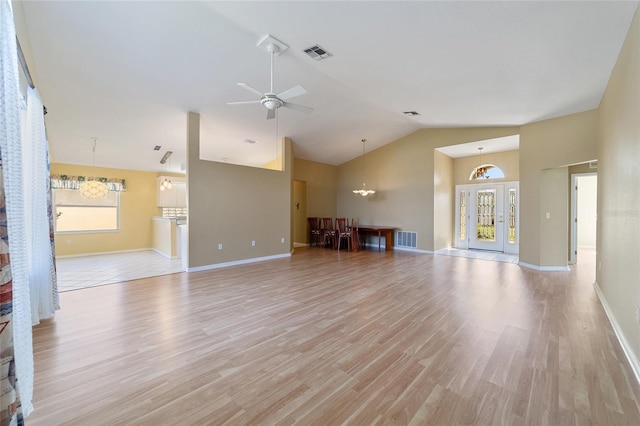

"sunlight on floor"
[434, 247, 519, 263]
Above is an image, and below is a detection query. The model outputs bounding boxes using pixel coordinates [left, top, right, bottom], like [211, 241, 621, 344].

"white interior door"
[469, 185, 504, 251]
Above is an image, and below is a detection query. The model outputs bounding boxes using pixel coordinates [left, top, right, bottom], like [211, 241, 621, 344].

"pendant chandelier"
[474, 147, 490, 179]
[78, 137, 108, 200]
[159, 150, 173, 191]
[353, 138, 376, 197]
[159, 177, 172, 191]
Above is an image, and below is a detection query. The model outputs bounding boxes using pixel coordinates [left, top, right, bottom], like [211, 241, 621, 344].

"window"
[54, 189, 119, 233]
[469, 164, 505, 180]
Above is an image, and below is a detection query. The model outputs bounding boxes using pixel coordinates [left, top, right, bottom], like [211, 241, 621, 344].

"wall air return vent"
[303, 45, 333, 61]
[397, 231, 417, 248]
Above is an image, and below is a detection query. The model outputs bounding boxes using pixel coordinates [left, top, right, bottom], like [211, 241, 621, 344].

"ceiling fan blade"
[237, 83, 264, 96]
[282, 102, 313, 114]
[266, 108, 276, 120]
[277, 85, 307, 100]
[227, 100, 261, 105]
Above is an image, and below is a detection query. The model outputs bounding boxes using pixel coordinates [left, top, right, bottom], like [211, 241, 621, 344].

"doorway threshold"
[435, 248, 519, 264]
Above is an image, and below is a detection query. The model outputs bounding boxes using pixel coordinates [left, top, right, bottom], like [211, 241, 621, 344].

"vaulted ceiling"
[16, 1, 638, 173]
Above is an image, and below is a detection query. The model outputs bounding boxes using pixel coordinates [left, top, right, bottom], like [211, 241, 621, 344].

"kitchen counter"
[152, 217, 186, 258]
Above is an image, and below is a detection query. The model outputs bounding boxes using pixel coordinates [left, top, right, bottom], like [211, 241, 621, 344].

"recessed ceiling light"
[403, 111, 420, 116]
[243, 138, 257, 144]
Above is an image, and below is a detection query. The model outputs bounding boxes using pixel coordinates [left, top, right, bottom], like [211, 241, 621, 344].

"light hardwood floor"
[29, 248, 640, 425]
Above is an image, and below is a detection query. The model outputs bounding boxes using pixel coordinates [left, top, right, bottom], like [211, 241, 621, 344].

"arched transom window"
[469, 164, 505, 180]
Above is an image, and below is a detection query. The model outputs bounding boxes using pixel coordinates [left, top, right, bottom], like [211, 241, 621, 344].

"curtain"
[50, 174, 126, 191]
[24, 86, 59, 325]
[0, 0, 34, 420]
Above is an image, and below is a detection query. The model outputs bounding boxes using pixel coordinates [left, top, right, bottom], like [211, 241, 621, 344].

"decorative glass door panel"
[508, 188, 517, 244]
[469, 185, 504, 251]
[476, 189, 496, 242]
[459, 190, 466, 241]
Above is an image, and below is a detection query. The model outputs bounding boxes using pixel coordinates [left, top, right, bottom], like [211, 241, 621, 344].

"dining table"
[356, 225, 396, 251]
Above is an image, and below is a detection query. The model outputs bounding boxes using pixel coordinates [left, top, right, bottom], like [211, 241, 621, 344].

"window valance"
[50, 174, 126, 192]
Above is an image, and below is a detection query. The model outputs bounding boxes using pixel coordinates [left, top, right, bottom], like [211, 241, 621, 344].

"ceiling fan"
[227, 35, 313, 120]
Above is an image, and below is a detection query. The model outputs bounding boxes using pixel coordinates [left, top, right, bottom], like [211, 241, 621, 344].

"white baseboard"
[518, 261, 570, 271]
[56, 248, 154, 259]
[393, 246, 434, 254]
[151, 248, 178, 259]
[187, 253, 291, 273]
[593, 281, 640, 387]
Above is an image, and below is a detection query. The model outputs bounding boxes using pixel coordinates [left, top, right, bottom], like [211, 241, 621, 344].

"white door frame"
[454, 181, 519, 254]
[570, 172, 597, 264]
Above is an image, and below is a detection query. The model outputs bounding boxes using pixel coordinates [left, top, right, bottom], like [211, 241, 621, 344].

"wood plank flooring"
[28, 248, 640, 425]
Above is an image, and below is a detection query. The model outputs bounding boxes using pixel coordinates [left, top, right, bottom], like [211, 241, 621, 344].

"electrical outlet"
[281, 237, 285, 243]
[66, 239, 72, 245]
[251, 240, 256, 247]
[218, 243, 222, 250]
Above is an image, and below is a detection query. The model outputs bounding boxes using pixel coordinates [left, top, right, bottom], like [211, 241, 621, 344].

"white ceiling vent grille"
[303, 45, 333, 61]
[397, 231, 417, 248]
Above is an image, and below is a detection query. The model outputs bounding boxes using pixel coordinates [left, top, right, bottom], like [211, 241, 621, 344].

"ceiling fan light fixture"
[261, 96, 283, 110]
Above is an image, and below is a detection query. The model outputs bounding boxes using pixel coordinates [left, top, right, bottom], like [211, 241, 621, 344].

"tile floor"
[55, 250, 184, 292]
[435, 247, 519, 263]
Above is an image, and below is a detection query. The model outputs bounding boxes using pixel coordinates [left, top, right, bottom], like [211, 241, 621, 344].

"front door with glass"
[455, 182, 519, 253]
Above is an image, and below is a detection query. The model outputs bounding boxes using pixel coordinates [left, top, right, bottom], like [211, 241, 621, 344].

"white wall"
[577, 175, 597, 249]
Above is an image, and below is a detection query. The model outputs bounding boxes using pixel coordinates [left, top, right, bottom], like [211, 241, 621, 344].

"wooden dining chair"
[321, 217, 336, 248]
[336, 217, 351, 252]
[350, 218, 361, 251]
[307, 217, 322, 247]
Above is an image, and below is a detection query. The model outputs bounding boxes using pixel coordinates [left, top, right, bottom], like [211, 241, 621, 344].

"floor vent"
[397, 231, 417, 248]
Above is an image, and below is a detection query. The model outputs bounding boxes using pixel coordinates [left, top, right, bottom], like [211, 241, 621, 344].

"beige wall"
[597, 7, 640, 364]
[187, 112, 292, 268]
[519, 109, 599, 267]
[453, 150, 519, 185]
[336, 127, 518, 251]
[293, 158, 338, 218]
[434, 150, 454, 250]
[51, 163, 158, 256]
[292, 158, 338, 245]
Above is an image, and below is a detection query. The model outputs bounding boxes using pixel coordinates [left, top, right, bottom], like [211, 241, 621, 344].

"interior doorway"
[570, 173, 597, 264]
[454, 181, 519, 254]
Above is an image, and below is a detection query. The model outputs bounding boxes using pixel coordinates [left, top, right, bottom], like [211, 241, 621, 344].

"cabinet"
[157, 176, 186, 207]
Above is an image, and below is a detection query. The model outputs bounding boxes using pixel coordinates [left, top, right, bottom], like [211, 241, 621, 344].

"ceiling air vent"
[303, 45, 333, 61]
